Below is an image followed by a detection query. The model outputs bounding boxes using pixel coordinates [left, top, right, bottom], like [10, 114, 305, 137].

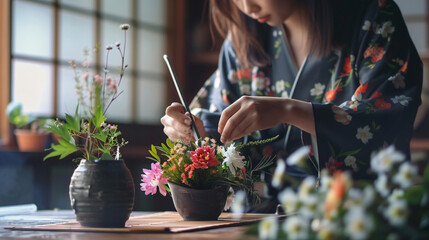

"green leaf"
[404, 185, 426, 205]
[93, 131, 107, 142]
[166, 138, 173, 148]
[92, 105, 106, 128]
[44, 139, 78, 160]
[337, 149, 361, 159]
[65, 114, 79, 132]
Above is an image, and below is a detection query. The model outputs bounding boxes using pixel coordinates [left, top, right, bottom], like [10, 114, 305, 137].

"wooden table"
[0, 210, 251, 240]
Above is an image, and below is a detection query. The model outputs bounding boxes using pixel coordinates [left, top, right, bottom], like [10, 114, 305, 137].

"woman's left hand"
[218, 96, 315, 143]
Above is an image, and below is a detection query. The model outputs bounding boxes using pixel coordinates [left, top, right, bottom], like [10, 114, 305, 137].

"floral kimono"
[190, 0, 422, 180]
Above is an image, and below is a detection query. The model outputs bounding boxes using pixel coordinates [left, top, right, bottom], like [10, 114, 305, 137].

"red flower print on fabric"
[325, 86, 343, 102]
[364, 46, 386, 63]
[375, 98, 391, 110]
[237, 68, 252, 81]
[399, 62, 408, 73]
[341, 57, 352, 76]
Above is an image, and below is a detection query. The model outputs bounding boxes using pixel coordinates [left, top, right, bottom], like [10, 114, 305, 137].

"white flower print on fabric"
[362, 20, 371, 31]
[214, 70, 221, 89]
[276, 80, 286, 93]
[376, 21, 395, 38]
[252, 75, 266, 91]
[344, 155, 358, 172]
[391, 95, 412, 106]
[209, 103, 217, 112]
[388, 73, 406, 89]
[240, 84, 251, 95]
[349, 101, 360, 111]
[281, 91, 289, 98]
[228, 70, 238, 84]
[356, 125, 373, 144]
[310, 83, 326, 96]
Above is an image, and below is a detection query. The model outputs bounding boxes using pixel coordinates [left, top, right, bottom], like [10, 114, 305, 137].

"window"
[10, 0, 167, 124]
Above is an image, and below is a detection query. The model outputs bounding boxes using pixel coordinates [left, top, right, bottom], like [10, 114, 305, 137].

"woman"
[161, 0, 422, 187]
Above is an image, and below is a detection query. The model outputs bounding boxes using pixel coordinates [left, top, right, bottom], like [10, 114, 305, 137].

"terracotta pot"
[69, 159, 135, 228]
[14, 129, 49, 152]
[168, 181, 229, 221]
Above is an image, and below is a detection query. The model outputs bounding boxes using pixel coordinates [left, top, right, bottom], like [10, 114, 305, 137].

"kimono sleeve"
[190, 37, 246, 141]
[312, 0, 423, 176]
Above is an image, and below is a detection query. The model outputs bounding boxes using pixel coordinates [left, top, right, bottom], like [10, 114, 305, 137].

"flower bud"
[120, 24, 130, 30]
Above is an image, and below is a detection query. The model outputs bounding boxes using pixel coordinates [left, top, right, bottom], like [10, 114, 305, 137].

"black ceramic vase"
[69, 159, 135, 227]
[168, 181, 229, 221]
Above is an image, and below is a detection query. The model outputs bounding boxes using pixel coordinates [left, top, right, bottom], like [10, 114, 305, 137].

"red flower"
[190, 145, 219, 169]
[325, 157, 344, 175]
[375, 98, 391, 110]
[354, 83, 368, 96]
[325, 86, 342, 102]
[341, 57, 352, 76]
[399, 62, 408, 73]
[364, 46, 386, 63]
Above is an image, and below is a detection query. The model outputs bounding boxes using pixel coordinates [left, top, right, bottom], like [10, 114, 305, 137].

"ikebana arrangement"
[44, 24, 134, 228]
[140, 136, 278, 220]
[248, 145, 429, 240]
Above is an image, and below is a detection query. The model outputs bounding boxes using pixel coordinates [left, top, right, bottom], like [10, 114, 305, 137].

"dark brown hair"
[209, 0, 354, 68]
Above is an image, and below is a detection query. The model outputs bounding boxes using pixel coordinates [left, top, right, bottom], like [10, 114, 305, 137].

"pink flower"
[94, 74, 103, 83]
[140, 162, 169, 196]
[106, 77, 118, 93]
[190, 145, 219, 169]
[82, 72, 89, 80]
[82, 61, 89, 67]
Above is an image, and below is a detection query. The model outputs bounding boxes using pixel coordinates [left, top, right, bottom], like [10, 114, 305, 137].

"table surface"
[0, 210, 252, 240]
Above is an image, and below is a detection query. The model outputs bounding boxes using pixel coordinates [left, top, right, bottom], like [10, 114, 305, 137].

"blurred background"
[0, 0, 428, 211]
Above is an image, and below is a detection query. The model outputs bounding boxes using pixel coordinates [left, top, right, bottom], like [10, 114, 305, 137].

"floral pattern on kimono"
[190, 0, 422, 179]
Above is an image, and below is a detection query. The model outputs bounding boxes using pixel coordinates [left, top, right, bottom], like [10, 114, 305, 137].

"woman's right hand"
[160, 102, 207, 144]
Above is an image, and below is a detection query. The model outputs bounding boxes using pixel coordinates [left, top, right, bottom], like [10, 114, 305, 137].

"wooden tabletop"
[0, 210, 251, 240]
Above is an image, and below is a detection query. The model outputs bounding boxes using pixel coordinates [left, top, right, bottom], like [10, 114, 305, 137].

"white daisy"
[375, 174, 390, 197]
[283, 216, 309, 240]
[286, 146, 310, 166]
[310, 83, 326, 96]
[345, 207, 374, 240]
[370, 145, 405, 174]
[393, 162, 418, 189]
[319, 169, 333, 192]
[362, 20, 371, 31]
[278, 188, 299, 213]
[346, 188, 365, 208]
[388, 189, 404, 204]
[384, 200, 408, 226]
[344, 155, 358, 171]
[258, 217, 278, 240]
[221, 143, 245, 176]
[299, 194, 319, 219]
[356, 125, 373, 144]
[298, 176, 316, 200]
[391, 95, 412, 106]
[317, 220, 339, 240]
[271, 159, 286, 189]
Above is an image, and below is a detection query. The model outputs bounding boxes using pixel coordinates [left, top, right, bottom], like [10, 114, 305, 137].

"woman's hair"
[209, 0, 355, 68]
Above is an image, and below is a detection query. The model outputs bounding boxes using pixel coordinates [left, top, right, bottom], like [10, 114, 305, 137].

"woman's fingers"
[220, 107, 249, 143]
[161, 102, 194, 142]
[218, 97, 245, 134]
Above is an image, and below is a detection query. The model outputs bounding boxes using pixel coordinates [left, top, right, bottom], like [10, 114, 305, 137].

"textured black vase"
[69, 159, 135, 227]
[168, 181, 229, 221]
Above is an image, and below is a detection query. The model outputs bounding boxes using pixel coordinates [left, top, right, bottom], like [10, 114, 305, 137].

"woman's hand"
[218, 96, 315, 143]
[161, 102, 208, 144]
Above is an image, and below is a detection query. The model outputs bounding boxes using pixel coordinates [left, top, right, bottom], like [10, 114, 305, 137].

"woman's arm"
[218, 96, 315, 143]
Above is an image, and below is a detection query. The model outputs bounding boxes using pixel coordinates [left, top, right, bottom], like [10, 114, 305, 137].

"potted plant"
[44, 24, 134, 228]
[6, 101, 49, 152]
[140, 136, 278, 221]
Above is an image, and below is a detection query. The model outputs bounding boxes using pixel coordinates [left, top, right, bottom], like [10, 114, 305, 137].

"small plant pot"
[14, 129, 49, 152]
[69, 159, 135, 228]
[168, 181, 229, 221]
